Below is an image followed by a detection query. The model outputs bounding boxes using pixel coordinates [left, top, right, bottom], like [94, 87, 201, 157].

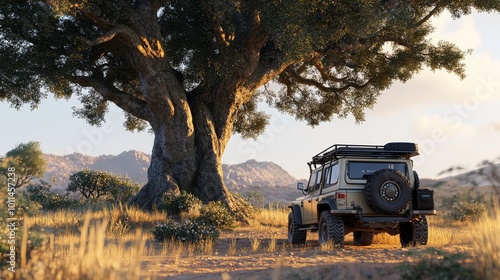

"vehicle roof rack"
[308, 143, 419, 168]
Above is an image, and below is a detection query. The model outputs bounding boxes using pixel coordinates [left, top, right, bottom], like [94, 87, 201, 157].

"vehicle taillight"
[336, 193, 346, 199]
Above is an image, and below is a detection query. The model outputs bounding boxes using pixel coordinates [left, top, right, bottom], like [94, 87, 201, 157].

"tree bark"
[130, 79, 252, 220]
[127, 2, 265, 219]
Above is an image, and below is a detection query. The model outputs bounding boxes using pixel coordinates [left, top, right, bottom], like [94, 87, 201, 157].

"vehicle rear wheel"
[400, 216, 428, 247]
[353, 231, 374, 246]
[318, 211, 344, 247]
[288, 212, 306, 244]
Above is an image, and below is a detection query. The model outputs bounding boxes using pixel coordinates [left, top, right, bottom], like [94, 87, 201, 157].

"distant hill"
[42, 151, 150, 190]
[41, 151, 302, 203]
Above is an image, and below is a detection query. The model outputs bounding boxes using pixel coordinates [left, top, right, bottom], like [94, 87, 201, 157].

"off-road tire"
[353, 231, 374, 246]
[384, 142, 418, 152]
[365, 169, 411, 214]
[413, 170, 421, 189]
[399, 216, 428, 247]
[287, 212, 306, 244]
[318, 211, 345, 247]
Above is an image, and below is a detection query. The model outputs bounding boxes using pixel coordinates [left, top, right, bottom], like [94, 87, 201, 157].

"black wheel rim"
[380, 181, 400, 202]
[320, 222, 328, 243]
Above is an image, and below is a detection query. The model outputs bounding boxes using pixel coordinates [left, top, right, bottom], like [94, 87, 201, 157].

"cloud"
[430, 12, 482, 49]
[370, 11, 500, 117]
[413, 114, 476, 137]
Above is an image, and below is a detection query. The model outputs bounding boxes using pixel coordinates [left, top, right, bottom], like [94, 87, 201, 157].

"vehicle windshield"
[348, 161, 407, 179]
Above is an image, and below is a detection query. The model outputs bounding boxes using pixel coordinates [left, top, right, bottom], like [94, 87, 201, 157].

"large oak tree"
[1, 1, 499, 214]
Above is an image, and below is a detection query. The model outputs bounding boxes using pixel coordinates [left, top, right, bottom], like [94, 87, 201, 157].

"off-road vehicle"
[288, 142, 436, 248]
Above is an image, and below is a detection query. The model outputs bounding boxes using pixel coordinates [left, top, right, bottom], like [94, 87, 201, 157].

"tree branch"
[197, 0, 233, 47]
[285, 67, 343, 93]
[81, 24, 142, 50]
[416, 4, 443, 27]
[73, 76, 153, 121]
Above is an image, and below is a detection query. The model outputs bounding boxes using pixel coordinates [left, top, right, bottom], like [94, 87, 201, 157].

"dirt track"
[141, 227, 469, 280]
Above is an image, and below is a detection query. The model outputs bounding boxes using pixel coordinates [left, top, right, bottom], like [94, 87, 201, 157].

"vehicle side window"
[313, 170, 322, 192]
[325, 162, 339, 188]
[307, 171, 317, 192]
[324, 166, 331, 187]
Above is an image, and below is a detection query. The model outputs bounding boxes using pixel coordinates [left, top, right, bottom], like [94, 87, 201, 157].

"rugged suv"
[288, 142, 436, 248]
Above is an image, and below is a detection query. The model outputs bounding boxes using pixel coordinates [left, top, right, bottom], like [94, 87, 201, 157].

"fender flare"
[289, 205, 303, 225]
[317, 198, 337, 221]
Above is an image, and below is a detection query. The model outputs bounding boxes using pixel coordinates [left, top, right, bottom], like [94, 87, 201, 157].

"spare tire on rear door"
[365, 169, 411, 214]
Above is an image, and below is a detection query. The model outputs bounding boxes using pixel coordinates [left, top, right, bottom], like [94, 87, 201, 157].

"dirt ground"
[140, 226, 471, 280]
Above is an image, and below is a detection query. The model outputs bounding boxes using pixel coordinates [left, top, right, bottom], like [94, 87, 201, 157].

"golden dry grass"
[472, 207, 500, 280]
[3, 203, 499, 279]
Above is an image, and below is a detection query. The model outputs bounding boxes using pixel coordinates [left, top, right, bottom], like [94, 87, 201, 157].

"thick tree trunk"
[131, 84, 251, 221]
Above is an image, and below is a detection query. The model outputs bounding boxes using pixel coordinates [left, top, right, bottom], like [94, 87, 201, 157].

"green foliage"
[2, 1, 499, 132]
[160, 191, 236, 229]
[198, 201, 237, 230]
[152, 220, 219, 244]
[0, 141, 47, 188]
[67, 170, 140, 203]
[242, 190, 266, 209]
[160, 191, 203, 217]
[233, 93, 269, 139]
[23, 180, 74, 211]
[442, 192, 487, 222]
[399, 248, 477, 280]
[0, 179, 45, 269]
[449, 202, 487, 222]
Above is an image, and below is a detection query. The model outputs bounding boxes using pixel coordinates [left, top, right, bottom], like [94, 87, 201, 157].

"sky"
[1, 10, 500, 180]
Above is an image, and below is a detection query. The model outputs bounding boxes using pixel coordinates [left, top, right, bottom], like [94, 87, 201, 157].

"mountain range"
[41, 151, 302, 203]
[40, 150, 499, 203]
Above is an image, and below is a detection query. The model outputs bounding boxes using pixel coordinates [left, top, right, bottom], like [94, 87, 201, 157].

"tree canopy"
[0, 141, 47, 188]
[1, 1, 499, 210]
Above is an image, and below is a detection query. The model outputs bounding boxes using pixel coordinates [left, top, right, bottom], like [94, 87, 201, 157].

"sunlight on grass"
[6, 202, 500, 279]
[472, 207, 500, 280]
[254, 206, 289, 227]
[11, 214, 150, 280]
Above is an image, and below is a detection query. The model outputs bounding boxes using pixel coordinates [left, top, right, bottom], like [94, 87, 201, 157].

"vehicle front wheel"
[288, 212, 307, 244]
[318, 211, 345, 247]
[399, 216, 428, 247]
[353, 231, 374, 246]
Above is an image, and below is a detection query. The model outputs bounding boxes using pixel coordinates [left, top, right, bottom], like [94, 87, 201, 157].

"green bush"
[198, 201, 236, 230]
[242, 190, 265, 208]
[67, 170, 140, 204]
[442, 192, 487, 222]
[449, 202, 487, 222]
[0, 179, 45, 270]
[152, 220, 219, 244]
[23, 180, 74, 211]
[160, 191, 202, 216]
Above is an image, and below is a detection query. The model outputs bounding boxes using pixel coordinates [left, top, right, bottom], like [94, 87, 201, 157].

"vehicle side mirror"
[297, 182, 304, 190]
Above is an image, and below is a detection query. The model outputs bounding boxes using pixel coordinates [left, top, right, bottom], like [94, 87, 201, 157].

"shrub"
[0, 180, 45, 270]
[67, 170, 140, 204]
[23, 180, 74, 211]
[198, 201, 237, 230]
[152, 220, 219, 244]
[242, 190, 265, 208]
[449, 202, 487, 222]
[442, 192, 487, 222]
[160, 191, 202, 217]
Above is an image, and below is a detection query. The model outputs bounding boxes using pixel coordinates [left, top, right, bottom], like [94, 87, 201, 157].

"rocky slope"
[41, 151, 301, 202]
